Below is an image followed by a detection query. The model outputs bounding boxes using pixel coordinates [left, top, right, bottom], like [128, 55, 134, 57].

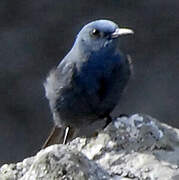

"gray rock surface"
[1, 114, 179, 180]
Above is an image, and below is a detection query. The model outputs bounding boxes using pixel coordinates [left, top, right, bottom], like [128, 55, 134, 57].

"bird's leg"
[63, 126, 76, 144]
[42, 126, 76, 148]
[63, 127, 70, 144]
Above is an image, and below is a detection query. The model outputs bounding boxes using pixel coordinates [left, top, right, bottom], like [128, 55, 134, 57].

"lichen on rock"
[1, 114, 179, 180]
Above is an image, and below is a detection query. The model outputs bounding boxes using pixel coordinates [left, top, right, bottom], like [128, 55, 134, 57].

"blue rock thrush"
[43, 19, 134, 148]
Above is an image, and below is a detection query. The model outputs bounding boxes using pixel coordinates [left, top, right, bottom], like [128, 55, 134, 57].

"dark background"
[0, 0, 179, 165]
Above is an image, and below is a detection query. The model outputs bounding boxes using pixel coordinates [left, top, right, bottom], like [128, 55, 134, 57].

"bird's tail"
[42, 126, 75, 149]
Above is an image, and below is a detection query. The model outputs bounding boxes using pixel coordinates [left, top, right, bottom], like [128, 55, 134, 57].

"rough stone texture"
[1, 114, 179, 180]
[0, 145, 109, 180]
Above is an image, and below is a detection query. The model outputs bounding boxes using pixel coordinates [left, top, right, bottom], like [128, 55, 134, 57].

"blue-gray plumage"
[43, 19, 133, 147]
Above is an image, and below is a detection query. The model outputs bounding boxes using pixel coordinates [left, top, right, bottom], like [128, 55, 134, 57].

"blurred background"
[0, 0, 179, 165]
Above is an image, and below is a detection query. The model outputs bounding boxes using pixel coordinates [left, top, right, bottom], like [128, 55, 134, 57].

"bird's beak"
[111, 28, 134, 38]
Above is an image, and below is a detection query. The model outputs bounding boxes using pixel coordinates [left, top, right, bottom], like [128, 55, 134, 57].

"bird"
[42, 19, 134, 148]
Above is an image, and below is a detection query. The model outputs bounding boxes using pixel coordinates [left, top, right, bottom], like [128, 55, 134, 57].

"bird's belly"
[54, 66, 125, 127]
[55, 88, 101, 127]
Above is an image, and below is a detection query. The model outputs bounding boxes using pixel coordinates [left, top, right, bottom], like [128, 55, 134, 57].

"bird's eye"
[91, 29, 100, 37]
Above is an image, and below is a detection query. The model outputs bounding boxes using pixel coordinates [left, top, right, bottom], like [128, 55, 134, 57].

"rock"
[1, 114, 179, 180]
[0, 145, 110, 180]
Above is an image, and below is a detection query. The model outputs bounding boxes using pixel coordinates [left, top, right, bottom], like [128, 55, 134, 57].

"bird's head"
[74, 19, 134, 54]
